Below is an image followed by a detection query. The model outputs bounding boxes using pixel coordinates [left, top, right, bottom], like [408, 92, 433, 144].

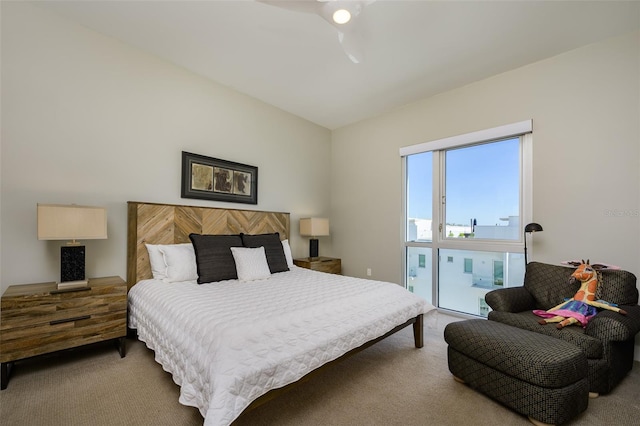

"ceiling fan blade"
[258, 0, 375, 63]
[338, 24, 365, 64]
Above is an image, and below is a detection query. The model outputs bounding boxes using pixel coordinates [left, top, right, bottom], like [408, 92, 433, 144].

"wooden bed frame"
[126, 201, 424, 413]
[126, 201, 290, 289]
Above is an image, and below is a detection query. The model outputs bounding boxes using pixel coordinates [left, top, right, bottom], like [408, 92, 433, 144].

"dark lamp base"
[309, 239, 319, 258]
[61, 245, 86, 282]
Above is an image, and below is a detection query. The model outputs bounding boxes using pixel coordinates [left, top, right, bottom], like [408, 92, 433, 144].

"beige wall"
[0, 3, 332, 292]
[331, 31, 640, 358]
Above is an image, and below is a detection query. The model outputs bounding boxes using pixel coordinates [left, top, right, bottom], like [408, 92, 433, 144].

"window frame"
[400, 121, 533, 309]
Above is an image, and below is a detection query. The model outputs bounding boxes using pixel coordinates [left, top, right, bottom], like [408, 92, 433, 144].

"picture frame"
[181, 151, 258, 205]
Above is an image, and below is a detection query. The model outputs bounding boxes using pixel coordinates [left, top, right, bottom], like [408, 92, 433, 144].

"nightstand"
[293, 257, 342, 275]
[0, 276, 127, 390]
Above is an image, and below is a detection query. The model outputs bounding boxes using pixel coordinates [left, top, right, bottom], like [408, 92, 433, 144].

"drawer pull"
[51, 287, 91, 295]
[50, 315, 91, 325]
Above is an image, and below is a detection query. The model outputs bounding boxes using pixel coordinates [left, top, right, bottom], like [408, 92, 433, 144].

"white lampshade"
[299, 218, 330, 237]
[37, 204, 108, 242]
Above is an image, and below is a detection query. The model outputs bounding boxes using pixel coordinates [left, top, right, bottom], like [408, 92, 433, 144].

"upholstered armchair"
[485, 261, 640, 395]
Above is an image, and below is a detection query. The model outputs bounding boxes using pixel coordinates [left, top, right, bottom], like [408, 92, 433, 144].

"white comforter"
[128, 266, 435, 426]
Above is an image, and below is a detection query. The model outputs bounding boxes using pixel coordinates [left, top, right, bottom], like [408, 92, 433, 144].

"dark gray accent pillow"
[241, 233, 289, 274]
[189, 233, 243, 283]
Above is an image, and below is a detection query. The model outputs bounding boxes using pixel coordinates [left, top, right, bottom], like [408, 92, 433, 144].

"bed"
[126, 201, 436, 426]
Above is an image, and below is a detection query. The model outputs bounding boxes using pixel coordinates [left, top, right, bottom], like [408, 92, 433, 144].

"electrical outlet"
[366, 268, 372, 276]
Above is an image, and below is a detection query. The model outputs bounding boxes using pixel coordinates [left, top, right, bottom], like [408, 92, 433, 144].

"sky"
[407, 138, 520, 226]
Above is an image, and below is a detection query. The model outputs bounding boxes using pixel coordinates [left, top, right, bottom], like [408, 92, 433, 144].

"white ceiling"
[37, 1, 640, 130]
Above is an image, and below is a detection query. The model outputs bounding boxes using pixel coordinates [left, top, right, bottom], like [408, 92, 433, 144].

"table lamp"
[300, 218, 329, 258]
[37, 203, 107, 284]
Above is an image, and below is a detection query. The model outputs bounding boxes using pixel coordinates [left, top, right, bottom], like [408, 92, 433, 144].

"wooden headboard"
[126, 201, 290, 289]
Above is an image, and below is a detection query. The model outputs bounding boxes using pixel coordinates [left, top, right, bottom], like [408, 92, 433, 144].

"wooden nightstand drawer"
[1, 286, 126, 331]
[1, 276, 127, 389]
[293, 257, 341, 275]
[0, 310, 126, 362]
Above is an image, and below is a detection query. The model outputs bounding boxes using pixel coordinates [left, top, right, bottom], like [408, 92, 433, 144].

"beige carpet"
[1, 313, 638, 425]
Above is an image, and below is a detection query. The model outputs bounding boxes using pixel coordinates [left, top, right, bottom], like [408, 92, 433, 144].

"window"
[493, 260, 504, 286]
[406, 247, 432, 304]
[444, 139, 520, 241]
[463, 258, 473, 274]
[406, 151, 432, 242]
[401, 121, 532, 316]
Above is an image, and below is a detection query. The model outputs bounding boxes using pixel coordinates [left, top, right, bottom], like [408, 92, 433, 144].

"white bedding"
[128, 266, 435, 426]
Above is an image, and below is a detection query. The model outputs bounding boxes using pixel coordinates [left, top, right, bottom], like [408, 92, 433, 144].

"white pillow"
[230, 246, 272, 282]
[145, 243, 197, 283]
[281, 239, 294, 268]
[146, 244, 168, 280]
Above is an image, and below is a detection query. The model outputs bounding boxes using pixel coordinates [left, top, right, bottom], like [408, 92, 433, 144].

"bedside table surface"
[293, 257, 341, 274]
[2, 276, 124, 298]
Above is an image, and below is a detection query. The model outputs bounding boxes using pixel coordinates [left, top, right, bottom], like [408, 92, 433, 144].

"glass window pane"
[406, 152, 432, 242]
[407, 247, 432, 304]
[493, 260, 504, 286]
[438, 249, 525, 317]
[463, 258, 473, 273]
[444, 138, 520, 240]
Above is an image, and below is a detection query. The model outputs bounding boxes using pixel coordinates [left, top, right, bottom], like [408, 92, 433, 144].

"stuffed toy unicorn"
[533, 259, 627, 329]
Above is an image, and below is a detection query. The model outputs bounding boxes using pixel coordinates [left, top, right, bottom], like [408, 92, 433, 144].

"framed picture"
[181, 151, 258, 204]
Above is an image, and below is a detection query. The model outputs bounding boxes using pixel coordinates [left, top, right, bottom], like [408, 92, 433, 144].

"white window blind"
[399, 120, 532, 157]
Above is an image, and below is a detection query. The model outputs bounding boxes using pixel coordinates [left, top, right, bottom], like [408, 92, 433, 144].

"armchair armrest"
[485, 287, 536, 313]
[585, 304, 640, 342]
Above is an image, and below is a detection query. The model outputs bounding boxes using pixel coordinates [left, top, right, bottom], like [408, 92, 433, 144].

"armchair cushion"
[594, 269, 639, 306]
[488, 310, 603, 359]
[522, 262, 577, 310]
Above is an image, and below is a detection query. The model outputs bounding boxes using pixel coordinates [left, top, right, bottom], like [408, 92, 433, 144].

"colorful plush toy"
[533, 259, 627, 329]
